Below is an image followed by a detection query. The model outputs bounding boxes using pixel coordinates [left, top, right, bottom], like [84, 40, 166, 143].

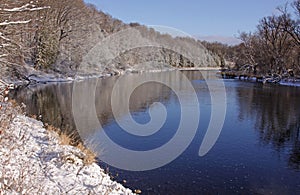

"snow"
[0, 44, 10, 48]
[1, 3, 32, 12]
[1, 4, 50, 12]
[0, 20, 31, 26]
[234, 76, 300, 87]
[279, 80, 300, 87]
[0, 115, 135, 195]
[0, 54, 7, 58]
[0, 33, 10, 42]
[27, 74, 74, 83]
[0, 3, 50, 27]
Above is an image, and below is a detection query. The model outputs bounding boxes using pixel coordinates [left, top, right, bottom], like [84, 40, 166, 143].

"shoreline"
[15, 67, 300, 89]
[0, 95, 135, 194]
[2, 67, 300, 194]
[178, 67, 221, 71]
[220, 70, 300, 87]
[1, 67, 220, 194]
[7, 67, 300, 95]
[3, 66, 222, 88]
[2, 66, 299, 193]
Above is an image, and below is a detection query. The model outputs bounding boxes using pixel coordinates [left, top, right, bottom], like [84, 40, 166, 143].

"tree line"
[0, 0, 130, 80]
[3, 0, 296, 81]
[1, 0, 219, 82]
[202, 0, 300, 78]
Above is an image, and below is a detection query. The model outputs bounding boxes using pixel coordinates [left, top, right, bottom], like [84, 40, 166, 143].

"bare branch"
[0, 3, 50, 12]
[0, 20, 31, 26]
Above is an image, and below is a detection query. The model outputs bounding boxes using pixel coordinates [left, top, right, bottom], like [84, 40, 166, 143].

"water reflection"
[12, 70, 205, 138]
[236, 83, 300, 169]
[71, 71, 203, 159]
[12, 75, 170, 134]
[12, 82, 75, 133]
[11, 71, 300, 194]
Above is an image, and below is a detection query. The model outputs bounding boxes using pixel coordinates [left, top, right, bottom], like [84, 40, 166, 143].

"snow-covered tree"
[0, 0, 49, 68]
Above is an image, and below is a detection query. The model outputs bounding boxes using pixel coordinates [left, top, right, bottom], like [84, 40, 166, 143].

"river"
[13, 70, 300, 194]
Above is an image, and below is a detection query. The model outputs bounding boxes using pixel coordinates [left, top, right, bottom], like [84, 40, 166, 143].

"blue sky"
[84, 0, 292, 44]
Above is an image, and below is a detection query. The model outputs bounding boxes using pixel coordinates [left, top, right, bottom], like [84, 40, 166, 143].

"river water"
[13, 71, 300, 194]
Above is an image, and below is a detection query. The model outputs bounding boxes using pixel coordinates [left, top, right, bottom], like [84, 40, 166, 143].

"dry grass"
[1, 79, 97, 166]
[59, 132, 73, 145]
[77, 142, 97, 165]
[1, 81, 131, 193]
[0, 80, 97, 194]
[45, 124, 97, 165]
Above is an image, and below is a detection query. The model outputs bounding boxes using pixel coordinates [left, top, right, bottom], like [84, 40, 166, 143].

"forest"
[202, 0, 300, 80]
[0, 0, 123, 80]
[0, 0, 220, 83]
[1, 0, 299, 83]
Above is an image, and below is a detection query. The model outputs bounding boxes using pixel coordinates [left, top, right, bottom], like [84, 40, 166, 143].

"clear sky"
[83, 0, 292, 44]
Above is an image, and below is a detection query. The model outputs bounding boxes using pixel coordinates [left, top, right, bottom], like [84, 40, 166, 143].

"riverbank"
[1, 66, 220, 194]
[1, 65, 222, 88]
[178, 67, 221, 71]
[0, 91, 135, 194]
[220, 69, 300, 87]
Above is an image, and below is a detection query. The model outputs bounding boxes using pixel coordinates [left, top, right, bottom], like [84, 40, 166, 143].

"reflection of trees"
[12, 83, 76, 134]
[237, 84, 300, 169]
[180, 70, 221, 81]
[12, 72, 188, 137]
[289, 137, 300, 169]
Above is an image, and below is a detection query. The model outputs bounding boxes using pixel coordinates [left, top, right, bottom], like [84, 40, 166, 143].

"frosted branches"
[0, 3, 50, 12]
[0, 1, 49, 64]
[0, 20, 31, 26]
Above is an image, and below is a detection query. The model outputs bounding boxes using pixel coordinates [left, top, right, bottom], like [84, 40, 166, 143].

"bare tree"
[0, 0, 49, 81]
[32, 0, 84, 69]
[257, 14, 294, 73]
[277, 2, 300, 46]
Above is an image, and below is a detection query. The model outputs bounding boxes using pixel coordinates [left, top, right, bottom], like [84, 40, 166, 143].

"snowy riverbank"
[0, 114, 135, 195]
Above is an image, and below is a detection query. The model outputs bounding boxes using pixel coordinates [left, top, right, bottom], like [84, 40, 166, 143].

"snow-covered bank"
[279, 79, 300, 87]
[178, 67, 221, 71]
[226, 75, 300, 87]
[0, 114, 135, 195]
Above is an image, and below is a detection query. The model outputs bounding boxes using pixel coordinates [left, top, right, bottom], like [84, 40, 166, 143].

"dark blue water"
[13, 71, 300, 194]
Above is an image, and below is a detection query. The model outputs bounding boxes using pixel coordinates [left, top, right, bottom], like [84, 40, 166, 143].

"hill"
[0, 0, 220, 83]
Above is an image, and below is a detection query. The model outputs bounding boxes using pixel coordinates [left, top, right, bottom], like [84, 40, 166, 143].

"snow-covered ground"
[0, 115, 135, 195]
[234, 76, 300, 87]
[279, 80, 300, 87]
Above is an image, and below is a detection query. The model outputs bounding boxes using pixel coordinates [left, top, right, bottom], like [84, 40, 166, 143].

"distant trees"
[203, 0, 300, 76]
[285, 0, 300, 45]
[257, 14, 294, 73]
[238, 0, 300, 75]
[1, 0, 299, 81]
[200, 41, 235, 67]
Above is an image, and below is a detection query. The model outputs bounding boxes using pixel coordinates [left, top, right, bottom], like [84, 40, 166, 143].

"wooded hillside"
[0, 0, 219, 82]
